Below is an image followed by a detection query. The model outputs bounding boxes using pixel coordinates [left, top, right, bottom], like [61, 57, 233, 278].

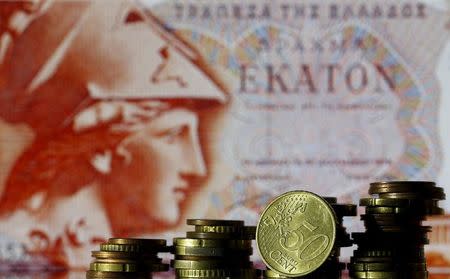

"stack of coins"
[256, 191, 338, 279]
[86, 238, 169, 279]
[320, 197, 356, 279]
[324, 197, 356, 250]
[348, 181, 446, 279]
[262, 263, 347, 279]
[171, 219, 259, 279]
[260, 196, 355, 279]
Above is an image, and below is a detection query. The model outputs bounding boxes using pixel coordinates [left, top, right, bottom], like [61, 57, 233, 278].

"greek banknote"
[150, 0, 450, 270]
[0, 0, 449, 273]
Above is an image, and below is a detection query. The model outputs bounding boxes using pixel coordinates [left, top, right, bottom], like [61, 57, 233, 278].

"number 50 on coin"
[256, 191, 337, 277]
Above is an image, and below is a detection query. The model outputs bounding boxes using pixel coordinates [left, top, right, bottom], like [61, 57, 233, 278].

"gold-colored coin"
[351, 232, 430, 246]
[90, 262, 168, 272]
[192, 225, 256, 237]
[175, 268, 258, 278]
[369, 181, 436, 193]
[173, 238, 252, 248]
[256, 191, 337, 277]
[176, 278, 249, 279]
[171, 259, 252, 269]
[377, 192, 443, 200]
[90, 262, 142, 272]
[331, 204, 357, 217]
[86, 270, 150, 279]
[349, 255, 397, 263]
[92, 251, 161, 259]
[176, 277, 256, 279]
[366, 205, 444, 215]
[350, 270, 428, 279]
[243, 226, 257, 239]
[350, 262, 427, 271]
[174, 245, 252, 257]
[323, 197, 337, 204]
[360, 198, 434, 207]
[359, 198, 411, 207]
[174, 255, 251, 263]
[263, 269, 289, 278]
[353, 248, 425, 258]
[107, 238, 166, 246]
[100, 243, 146, 253]
[369, 181, 445, 200]
[187, 219, 244, 226]
[186, 231, 244, 239]
[349, 271, 396, 278]
[194, 224, 243, 233]
[92, 258, 162, 264]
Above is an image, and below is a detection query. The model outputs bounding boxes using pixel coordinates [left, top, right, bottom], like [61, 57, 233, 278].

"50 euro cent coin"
[256, 191, 337, 277]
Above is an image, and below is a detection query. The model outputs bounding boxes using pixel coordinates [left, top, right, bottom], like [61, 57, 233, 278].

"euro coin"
[353, 248, 425, 258]
[176, 275, 259, 279]
[86, 271, 150, 279]
[378, 191, 445, 200]
[174, 254, 251, 261]
[187, 219, 244, 226]
[243, 226, 257, 239]
[173, 237, 252, 248]
[330, 204, 357, 217]
[92, 251, 150, 259]
[350, 256, 397, 263]
[352, 231, 430, 244]
[195, 224, 242, 234]
[361, 214, 421, 227]
[176, 278, 249, 279]
[369, 181, 436, 193]
[99, 243, 164, 253]
[100, 243, 144, 253]
[351, 181, 445, 279]
[92, 257, 161, 264]
[90, 262, 168, 272]
[175, 268, 258, 278]
[174, 245, 252, 257]
[323, 197, 337, 204]
[107, 238, 166, 247]
[186, 231, 244, 239]
[369, 181, 445, 200]
[90, 262, 143, 272]
[350, 270, 428, 279]
[170, 259, 253, 269]
[263, 269, 288, 278]
[350, 262, 427, 271]
[364, 206, 427, 215]
[256, 191, 337, 277]
[360, 198, 437, 207]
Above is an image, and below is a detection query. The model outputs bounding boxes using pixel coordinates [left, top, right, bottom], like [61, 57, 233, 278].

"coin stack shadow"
[348, 181, 446, 279]
[171, 219, 259, 279]
[86, 238, 169, 279]
[262, 197, 356, 279]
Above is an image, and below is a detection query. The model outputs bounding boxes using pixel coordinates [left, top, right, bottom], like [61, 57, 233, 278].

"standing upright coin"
[256, 191, 337, 277]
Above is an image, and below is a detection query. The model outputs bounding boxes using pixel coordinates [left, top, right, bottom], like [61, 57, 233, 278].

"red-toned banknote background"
[0, 0, 450, 277]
